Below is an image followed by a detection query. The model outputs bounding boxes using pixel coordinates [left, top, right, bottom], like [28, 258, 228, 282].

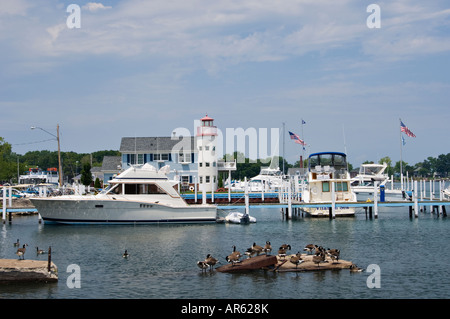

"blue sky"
[1, 0, 449, 167]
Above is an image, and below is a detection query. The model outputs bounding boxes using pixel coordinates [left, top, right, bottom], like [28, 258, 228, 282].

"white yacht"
[301, 152, 356, 217]
[30, 164, 217, 224]
[350, 163, 408, 201]
[227, 166, 283, 192]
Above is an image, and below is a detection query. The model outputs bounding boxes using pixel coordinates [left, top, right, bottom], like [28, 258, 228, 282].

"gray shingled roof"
[101, 156, 122, 172]
[120, 136, 197, 153]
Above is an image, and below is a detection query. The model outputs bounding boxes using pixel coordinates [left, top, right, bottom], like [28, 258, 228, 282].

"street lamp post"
[31, 124, 63, 187]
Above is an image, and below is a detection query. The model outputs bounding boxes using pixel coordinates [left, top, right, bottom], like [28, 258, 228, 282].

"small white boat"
[224, 211, 256, 224]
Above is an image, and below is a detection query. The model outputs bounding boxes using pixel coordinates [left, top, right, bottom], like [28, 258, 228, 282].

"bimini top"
[308, 152, 347, 158]
[308, 152, 347, 171]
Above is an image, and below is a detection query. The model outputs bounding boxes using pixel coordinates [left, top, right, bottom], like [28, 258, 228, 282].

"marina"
[0, 207, 449, 299]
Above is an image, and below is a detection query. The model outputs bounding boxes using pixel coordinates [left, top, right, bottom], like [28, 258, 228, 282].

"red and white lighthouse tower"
[196, 114, 218, 193]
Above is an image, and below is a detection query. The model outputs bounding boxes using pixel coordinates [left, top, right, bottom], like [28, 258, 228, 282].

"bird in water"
[122, 250, 129, 258]
[36, 247, 47, 255]
[197, 260, 209, 272]
[205, 254, 219, 270]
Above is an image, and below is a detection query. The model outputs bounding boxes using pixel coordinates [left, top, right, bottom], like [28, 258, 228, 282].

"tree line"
[0, 137, 119, 183]
[1, 137, 448, 184]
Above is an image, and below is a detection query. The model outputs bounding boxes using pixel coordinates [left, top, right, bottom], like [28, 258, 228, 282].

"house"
[119, 135, 198, 188]
[101, 156, 122, 183]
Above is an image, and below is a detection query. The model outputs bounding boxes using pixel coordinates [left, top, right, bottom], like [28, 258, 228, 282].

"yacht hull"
[30, 197, 217, 224]
[301, 205, 355, 217]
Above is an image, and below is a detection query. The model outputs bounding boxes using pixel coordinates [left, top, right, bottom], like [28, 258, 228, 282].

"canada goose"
[244, 247, 257, 258]
[279, 244, 291, 251]
[278, 247, 288, 260]
[225, 252, 241, 265]
[289, 252, 303, 269]
[349, 264, 363, 272]
[122, 250, 129, 258]
[251, 242, 263, 255]
[13, 239, 20, 247]
[16, 244, 28, 260]
[312, 254, 326, 268]
[314, 246, 325, 256]
[263, 241, 272, 255]
[303, 244, 317, 254]
[197, 261, 209, 272]
[36, 247, 47, 255]
[205, 254, 219, 270]
[326, 248, 340, 255]
[230, 245, 242, 259]
[326, 249, 340, 263]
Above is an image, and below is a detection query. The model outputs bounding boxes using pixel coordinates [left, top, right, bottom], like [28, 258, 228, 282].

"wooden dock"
[215, 253, 357, 273]
[0, 259, 58, 283]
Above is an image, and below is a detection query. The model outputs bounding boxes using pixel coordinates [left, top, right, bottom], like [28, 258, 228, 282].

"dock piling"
[373, 181, 378, 218]
[414, 180, 418, 218]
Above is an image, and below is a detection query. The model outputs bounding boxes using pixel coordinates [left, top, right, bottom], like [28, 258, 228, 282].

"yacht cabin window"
[122, 183, 167, 195]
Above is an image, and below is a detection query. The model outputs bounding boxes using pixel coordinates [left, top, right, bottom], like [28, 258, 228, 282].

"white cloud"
[82, 3, 112, 12]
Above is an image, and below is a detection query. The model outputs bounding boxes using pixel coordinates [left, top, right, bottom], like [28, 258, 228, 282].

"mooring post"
[244, 177, 249, 216]
[439, 180, 443, 215]
[414, 180, 418, 217]
[47, 246, 52, 272]
[2, 186, 6, 224]
[287, 178, 292, 219]
[374, 181, 378, 218]
[429, 180, 433, 213]
[194, 176, 198, 203]
[331, 181, 336, 219]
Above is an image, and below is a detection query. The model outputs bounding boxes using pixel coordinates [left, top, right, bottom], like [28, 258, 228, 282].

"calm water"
[0, 206, 449, 299]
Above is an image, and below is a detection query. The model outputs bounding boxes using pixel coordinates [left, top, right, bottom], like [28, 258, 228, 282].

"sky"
[1, 0, 449, 167]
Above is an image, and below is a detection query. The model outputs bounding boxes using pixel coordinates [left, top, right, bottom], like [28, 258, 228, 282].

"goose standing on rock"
[251, 242, 263, 256]
[303, 244, 317, 254]
[16, 244, 28, 260]
[326, 249, 340, 263]
[289, 252, 304, 269]
[263, 241, 272, 255]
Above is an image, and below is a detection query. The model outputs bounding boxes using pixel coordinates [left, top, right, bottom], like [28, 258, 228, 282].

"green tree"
[80, 163, 93, 186]
[94, 177, 102, 188]
[0, 138, 17, 182]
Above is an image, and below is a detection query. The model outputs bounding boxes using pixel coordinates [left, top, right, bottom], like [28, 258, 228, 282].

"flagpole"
[399, 118, 403, 190]
[301, 119, 305, 168]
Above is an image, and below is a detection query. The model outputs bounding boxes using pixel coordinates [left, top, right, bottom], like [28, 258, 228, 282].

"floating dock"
[0, 259, 58, 283]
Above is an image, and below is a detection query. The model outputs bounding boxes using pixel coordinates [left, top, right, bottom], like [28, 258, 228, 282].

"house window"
[179, 153, 191, 163]
[205, 146, 209, 151]
[199, 176, 203, 183]
[205, 176, 210, 183]
[322, 181, 330, 192]
[154, 154, 169, 161]
[137, 154, 144, 164]
[205, 162, 210, 167]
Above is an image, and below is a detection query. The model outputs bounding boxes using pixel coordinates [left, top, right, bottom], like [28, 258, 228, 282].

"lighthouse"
[196, 114, 218, 193]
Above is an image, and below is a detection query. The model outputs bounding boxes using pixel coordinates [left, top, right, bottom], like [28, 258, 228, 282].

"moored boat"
[30, 164, 217, 224]
[301, 152, 356, 217]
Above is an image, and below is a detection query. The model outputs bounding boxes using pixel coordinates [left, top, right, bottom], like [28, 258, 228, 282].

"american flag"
[289, 131, 306, 146]
[400, 121, 416, 138]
